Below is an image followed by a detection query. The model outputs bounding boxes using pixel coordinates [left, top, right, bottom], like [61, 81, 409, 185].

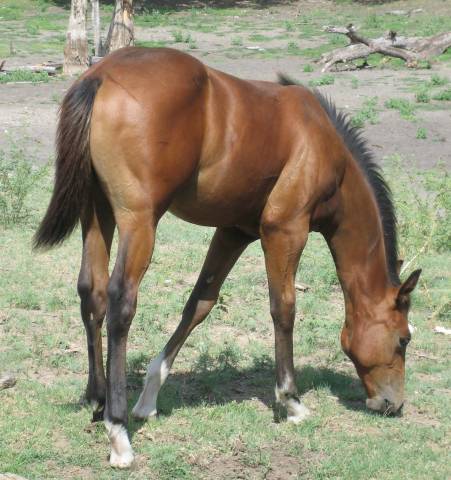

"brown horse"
[34, 47, 421, 468]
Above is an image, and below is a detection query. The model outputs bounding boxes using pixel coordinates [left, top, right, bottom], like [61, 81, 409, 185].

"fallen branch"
[320, 25, 451, 71]
[295, 283, 310, 292]
[0, 373, 16, 390]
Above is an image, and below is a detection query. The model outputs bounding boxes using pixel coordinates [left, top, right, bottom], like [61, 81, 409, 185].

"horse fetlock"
[275, 385, 310, 423]
[105, 420, 134, 469]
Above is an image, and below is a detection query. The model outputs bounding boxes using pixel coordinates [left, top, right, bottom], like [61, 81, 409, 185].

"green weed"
[430, 74, 448, 86]
[433, 88, 451, 101]
[416, 127, 427, 139]
[415, 89, 430, 103]
[0, 70, 49, 84]
[351, 97, 379, 128]
[385, 98, 416, 120]
[0, 147, 48, 227]
[303, 64, 314, 73]
[308, 74, 335, 87]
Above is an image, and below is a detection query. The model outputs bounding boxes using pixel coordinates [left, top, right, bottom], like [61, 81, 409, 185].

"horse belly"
[168, 169, 276, 228]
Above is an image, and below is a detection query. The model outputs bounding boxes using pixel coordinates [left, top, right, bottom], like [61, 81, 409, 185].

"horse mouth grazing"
[366, 397, 404, 416]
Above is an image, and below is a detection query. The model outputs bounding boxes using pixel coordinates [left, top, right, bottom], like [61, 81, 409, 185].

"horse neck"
[326, 156, 391, 319]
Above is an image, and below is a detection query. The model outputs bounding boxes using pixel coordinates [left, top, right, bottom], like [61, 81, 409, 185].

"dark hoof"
[92, 408, 105, 422]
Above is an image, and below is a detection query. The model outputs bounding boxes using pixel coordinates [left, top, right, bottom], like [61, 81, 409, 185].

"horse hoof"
[109, 450, 134, 469]
[131, 404, 157, 420]
[287, 404, 310, 424]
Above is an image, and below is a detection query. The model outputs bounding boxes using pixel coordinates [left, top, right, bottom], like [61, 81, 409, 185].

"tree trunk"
[104, 0, 134, 54]
[91, 0, 102, 57]
[63, 0, 88, 75]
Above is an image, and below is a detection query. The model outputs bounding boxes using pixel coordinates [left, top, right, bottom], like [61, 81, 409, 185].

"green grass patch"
[351, 96, 379, 128]
[0, 70, 50, 84]
[308, 74, 335, 87]
[385, 98, 417, 120]
[416, 127, 427, 140]
[432, 88, 451, 101]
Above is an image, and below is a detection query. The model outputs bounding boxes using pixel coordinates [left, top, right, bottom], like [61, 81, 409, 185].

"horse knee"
[270, 293, 296, 332]
[107, 278, 136, 335]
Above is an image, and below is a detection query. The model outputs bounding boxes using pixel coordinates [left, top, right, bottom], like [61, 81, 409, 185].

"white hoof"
[287, 401, 310, 424]
[105, 420, 134, 469]
[287, 404, 310, 424]
[110, 448, 134, 469]
[131, 401, 157, 420]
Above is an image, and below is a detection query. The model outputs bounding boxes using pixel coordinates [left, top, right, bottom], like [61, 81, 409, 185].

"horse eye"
[399, 336, 411, 348]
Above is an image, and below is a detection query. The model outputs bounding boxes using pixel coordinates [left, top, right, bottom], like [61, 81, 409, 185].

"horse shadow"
[125, 352, 368, 438]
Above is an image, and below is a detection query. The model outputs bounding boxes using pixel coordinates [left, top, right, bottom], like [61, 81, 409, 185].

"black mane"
[278, 74, 400, 285]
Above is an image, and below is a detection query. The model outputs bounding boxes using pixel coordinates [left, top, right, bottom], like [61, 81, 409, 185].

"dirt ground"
[1, 2, 450, 170]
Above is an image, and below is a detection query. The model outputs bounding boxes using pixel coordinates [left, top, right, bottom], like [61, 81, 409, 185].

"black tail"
[33, 76, 102, 250]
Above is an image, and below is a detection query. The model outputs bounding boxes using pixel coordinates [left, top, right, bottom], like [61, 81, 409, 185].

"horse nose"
[384, 399, 404, 416]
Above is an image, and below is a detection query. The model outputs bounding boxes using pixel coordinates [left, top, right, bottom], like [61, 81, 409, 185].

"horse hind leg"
[132, 227, 254, 420]
[77, 189, 115, 421]
[104, 209, 157, 468]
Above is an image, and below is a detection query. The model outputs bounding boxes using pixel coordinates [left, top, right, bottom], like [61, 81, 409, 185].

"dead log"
[320, 25, 451, 71]
[0, 373, 16, 390]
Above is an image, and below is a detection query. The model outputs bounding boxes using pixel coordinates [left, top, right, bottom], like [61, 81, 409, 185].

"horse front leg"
[132, 227, 254, 420]
[104, 213, 156, 468]
[261, 218, 310, 423]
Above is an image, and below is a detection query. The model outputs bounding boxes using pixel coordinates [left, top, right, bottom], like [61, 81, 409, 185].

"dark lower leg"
[78, 199, 114, 420]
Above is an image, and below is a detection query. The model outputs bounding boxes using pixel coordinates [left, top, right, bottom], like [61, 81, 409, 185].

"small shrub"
[351, 77, 359, 89]
[26, 21, 40, 35]
[415, 89, 430, 103]
[416, 127, 427, 139]
[430, 74, 448, 86]
[433, 88, 451, 101]
[172, 30, 183, 43]
[303, 64, 314, 73]
[389, 157, 450, 254]
[351, 96, 379, 128]
[285, 21, 294, 32]
[385, 98, 416, 120]
[0, 146, 47, 227]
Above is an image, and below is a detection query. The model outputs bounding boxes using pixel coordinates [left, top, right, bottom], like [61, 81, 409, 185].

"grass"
[0, 142, 449, 479]
[308, 74, 335, 87]
[385, 98, 417, 121]
[416, 127, 427, 140]
[432, 88, 451, 101]
[351, 96, 379, 128]
[0, 70, 50, 84]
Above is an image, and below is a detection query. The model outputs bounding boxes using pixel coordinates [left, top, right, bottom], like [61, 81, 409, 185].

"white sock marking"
[275, 381, 310, 423]
[104, 420, 134, 468]
[132, 352, 169, 419]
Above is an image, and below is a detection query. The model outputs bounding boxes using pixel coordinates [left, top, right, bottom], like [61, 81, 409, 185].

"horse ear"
[398, 269, 422, 297]
[396, 259, 404, 275]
